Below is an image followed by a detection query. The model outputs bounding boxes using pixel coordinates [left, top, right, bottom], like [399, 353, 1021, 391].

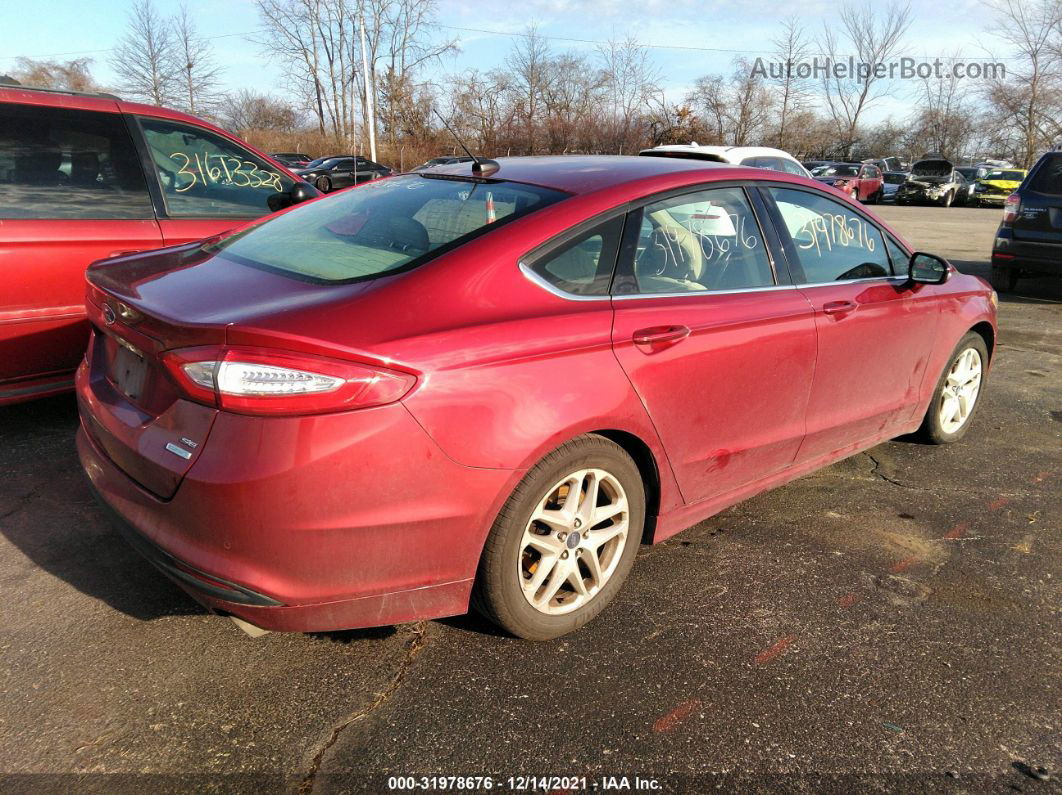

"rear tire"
[472, 435, 645, 640]
[916, 332, 989, 445]
[990, 266, 1018, 292]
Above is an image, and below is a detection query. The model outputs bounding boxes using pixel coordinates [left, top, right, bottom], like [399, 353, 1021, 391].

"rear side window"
[208, 174, 567, 283]
[526, 216, 624, 296]
[631, 186, 774, 293]
[139, 117, 294, 218]
[1028, 156, 1062, 193]
[0, 102, 152, 219]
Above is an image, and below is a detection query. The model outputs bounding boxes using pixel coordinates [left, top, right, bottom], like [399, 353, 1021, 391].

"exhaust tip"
[230, 615, 272, 638]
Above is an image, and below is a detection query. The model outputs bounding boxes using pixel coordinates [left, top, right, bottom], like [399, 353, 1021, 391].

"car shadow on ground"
[0, 394, 208, 621]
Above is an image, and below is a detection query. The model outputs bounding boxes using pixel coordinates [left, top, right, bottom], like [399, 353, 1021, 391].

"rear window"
[984, 170, 1025, 182]
[208, 174, 567, 283]
[884, 173, 906, 184]
[1028, 156, 1062, 194]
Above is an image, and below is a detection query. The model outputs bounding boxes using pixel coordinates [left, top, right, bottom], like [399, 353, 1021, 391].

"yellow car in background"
[972, 168, 1027, 207]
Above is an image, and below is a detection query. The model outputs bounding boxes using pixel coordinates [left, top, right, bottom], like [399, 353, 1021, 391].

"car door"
[609, 184, 818, 504]
[0, 101, 161, 399]
[135, 116, 297, 246]
[763, 185, 941, 463]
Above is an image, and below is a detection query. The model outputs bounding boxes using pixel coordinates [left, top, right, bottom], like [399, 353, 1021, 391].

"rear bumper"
[992, 230, 1062, 275]
[77, 392, 518, 632]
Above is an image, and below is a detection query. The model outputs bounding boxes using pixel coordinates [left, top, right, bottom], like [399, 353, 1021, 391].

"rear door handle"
[822, 300, 857, 316]
[108, 249, 144, 258]
[632, 325, 691, 350]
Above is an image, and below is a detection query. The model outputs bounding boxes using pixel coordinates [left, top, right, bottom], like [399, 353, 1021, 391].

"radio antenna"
[432, 108, 499, 177]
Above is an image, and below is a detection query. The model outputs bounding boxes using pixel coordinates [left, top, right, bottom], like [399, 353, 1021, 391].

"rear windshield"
[884, 173, 907, 184]
[813, 165, 859, 177]
[1028, 156, 1062, 194]
[207, 174, 567, 283]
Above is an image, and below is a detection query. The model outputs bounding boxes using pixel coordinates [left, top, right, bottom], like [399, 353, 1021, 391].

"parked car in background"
[412, 155, 475, 171]
[76, 155, 995, 640]
[0, 84, 316, 406]
[271, 152, 314, 169]
[811, 162, 885, 203]
[956, 166, 988, 205]
[801, 159, 834, 172]
[896, 156, 965, 207]
[991, 150, 1062, 292]
[972, 168, 1027, 208]
[881, 170, 909, 201]
[640, 143, 811, 177]
[294, 155, 392, 192]
[863, 156, 904, 173]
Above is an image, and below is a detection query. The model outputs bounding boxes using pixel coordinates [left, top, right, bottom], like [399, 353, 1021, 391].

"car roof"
[428, 154, 779, 194]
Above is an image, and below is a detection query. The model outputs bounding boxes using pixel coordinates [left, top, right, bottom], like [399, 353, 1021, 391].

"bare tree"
[597, 36, 660, 153]
[981, 0, 1062, 166]
[222, 89, 299, 133]
[686, 60, 775, 146]
[911, 56, 975, 159]
[172, 3, 222, 114]
[111, 0, 177, 105]
[769, 17, 813, 150]
[506, 24, 552, 155]
[12, 57, 99, 92]
[818, 0, 912, 154]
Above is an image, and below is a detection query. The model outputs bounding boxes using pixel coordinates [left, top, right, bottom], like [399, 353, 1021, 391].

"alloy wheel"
[518, 468, 629, 615]
[938, 347, 983, 434]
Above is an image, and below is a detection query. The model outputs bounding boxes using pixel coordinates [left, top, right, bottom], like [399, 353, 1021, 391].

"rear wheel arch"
[589, 429, 661, 544]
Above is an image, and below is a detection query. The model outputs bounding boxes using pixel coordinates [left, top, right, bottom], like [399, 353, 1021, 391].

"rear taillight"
[161, 346, 416, 415]
[1002, 193, 1020, 225]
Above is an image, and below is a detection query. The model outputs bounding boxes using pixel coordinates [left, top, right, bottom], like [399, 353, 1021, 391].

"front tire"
[473, 435, 645, 640]
[941, 191, 954, 208]
[917, 332, 988, 444]
[315, 176, 332, 193]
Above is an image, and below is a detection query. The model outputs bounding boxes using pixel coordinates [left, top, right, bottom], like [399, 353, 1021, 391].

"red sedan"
[77, 156, 996, 640]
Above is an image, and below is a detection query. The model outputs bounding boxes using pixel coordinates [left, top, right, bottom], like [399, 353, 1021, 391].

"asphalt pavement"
[0, 203, 1059, 793]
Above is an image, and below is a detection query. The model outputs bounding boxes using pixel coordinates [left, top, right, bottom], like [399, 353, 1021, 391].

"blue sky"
[0, 0, 1012, 124]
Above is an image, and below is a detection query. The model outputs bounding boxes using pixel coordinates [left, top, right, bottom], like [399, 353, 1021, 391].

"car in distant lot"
[881, 170, 908, 201]
[956, 166, 988, 205]
[810, 162, 884, 203]
[76, 155, 996, 640]
[972, 168, 1027, 208]
[412, 155, 475, 171]
[640, 143, 812, 177]
[896, 156, 966, 207]
[990, 150, 1062, 292]
[0, 84, 316, 406]
[270, 152, 314, 169]
[293, 155, 392, 192]
[863, 156, 905, 173]
[801, 159, 834, 173]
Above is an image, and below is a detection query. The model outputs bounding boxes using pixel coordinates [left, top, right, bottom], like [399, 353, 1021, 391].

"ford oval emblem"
[102, 304, 117, 325]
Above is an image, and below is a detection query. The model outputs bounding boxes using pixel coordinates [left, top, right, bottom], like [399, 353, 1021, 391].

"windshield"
[912, 161, 951, 177]
[206, 174, 568, 283]
[813, 165, 859, 177]
[984, 170, 1024, 181]
[884, 173, 907, 184]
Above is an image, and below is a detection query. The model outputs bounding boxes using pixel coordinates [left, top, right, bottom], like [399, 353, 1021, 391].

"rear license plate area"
[109, 343, 149, 402]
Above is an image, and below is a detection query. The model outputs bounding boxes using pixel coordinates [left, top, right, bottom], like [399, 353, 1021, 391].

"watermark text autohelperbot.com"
[751, 57, 1005, 81]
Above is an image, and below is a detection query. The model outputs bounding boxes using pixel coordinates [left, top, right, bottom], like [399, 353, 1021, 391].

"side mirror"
[909, 252, 950, 285]
[267, 181, 321, 212]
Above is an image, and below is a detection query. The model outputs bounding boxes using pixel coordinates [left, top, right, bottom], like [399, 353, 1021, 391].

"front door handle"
[822, 300, 857, 316]
[632, 325, 691, 351]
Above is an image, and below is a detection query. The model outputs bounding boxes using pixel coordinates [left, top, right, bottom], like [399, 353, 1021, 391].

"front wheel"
[315, 176, 332, 193]
[941, 191, 953, 208]
[473, 435, 645, 640]
[917, 332, 988, 444]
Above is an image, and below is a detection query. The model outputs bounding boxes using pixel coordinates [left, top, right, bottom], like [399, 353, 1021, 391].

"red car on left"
[0, 85, 318, 405]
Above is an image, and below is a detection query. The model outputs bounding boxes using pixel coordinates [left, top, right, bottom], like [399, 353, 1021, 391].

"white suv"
[639, 144, 812, 178]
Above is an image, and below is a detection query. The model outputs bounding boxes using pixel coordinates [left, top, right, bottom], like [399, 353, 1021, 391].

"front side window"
[777, 158, 808, 176]
[207, 174, 567, 283]
[769, 187, 891, 283]
[139, 118, 294, 218]
[885, 236, 910, 276]
[0, 103, 152, 219]
[630, 186, 775, 294]
[527, 216, 624, 296]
